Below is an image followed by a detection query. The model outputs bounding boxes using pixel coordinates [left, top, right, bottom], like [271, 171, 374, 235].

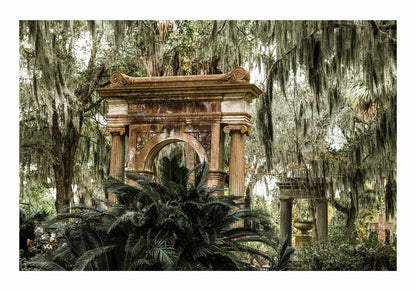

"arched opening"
[151, 141, 200, 182]
[137, 132, 209, 175]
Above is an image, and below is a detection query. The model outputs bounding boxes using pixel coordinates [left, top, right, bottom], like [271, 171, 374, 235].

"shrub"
[19, 208, 51, 255]
[294, 236, 396, 271]
[24, 158, 283, 271]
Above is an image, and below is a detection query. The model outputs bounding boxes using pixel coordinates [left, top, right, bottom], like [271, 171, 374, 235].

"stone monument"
[97, 67, 262, 203]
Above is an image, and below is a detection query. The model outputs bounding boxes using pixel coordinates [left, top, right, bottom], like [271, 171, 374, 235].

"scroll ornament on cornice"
[225, 67, 250, 84]
[223, 124, 252, 136]
[109, 72, 130, 88]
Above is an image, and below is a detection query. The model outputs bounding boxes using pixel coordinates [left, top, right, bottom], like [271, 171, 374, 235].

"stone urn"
[294, 221, 314, 234]
[294, 221, 314, 248]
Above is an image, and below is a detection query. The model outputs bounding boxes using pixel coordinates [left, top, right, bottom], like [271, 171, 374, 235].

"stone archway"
[137, 130, 209, 176]
[97, 67, 262, 199]
[277, 177, 328, 246]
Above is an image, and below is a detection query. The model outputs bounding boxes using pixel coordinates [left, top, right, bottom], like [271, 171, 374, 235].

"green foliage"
[19, 207, 51, 255]
[19, 211, 59, 271]
[20, 20, 396, 223]
[269, 235, 295, 270]
[294, 237, 396, 271]
[293, 201, 396, 271]
[20, 181, 56, 215]
[24, 158, 282, 271]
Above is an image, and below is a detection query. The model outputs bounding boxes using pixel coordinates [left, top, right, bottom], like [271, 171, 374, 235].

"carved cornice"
[223, 124, 252, 136]
[107, 67, 251, 89]
[104, 126, 126, 136]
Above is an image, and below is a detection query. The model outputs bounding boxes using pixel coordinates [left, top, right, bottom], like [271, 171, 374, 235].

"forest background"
[3, 0, 416, 290]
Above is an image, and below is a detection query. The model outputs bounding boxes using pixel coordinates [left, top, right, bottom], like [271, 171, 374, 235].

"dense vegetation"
[19, 20, 397, 272]
[21, 158, 294, 271]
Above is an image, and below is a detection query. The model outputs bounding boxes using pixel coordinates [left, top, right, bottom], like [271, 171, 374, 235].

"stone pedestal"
[295, 235, 312, 248]
[294, 221, 314, 248]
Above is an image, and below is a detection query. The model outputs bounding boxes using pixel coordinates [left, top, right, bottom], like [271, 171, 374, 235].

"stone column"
[316, 198, 328, 244]
[224, 125, 251, 228]
[279, 197, 293, 246]
[224, 125, 251, 199]
[229, 131, 245, 197]
[105, 126, 126, 203]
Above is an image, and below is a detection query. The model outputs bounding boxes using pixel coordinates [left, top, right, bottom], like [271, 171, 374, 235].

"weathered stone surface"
[97, 67, 261, 197]
[108, 132, 125, 202]
[277, 177, 328, 245]
[279, 198, 293, 245]
[108, 67, 251, 88]
[368, 213, 396, 244]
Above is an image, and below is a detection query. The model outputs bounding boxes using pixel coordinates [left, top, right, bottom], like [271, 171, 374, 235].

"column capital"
[279, 196, 294, 202]
[104, 126, 126, 136]
[223, 124, 252, 136]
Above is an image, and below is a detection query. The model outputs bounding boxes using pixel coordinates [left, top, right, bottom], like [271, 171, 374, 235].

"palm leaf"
[26, 255, 66, 271]
[183, 241, 215, 260]
[276, 235, 295, 270]
[149, 240, 178, 267]
[106, 210, 140, 233]
[195, 160, 210, 189]
[73, 245, 115, 271]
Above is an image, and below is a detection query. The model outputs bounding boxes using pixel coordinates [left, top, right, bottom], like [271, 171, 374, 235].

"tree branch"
[370, 20, 397, 43]
[84, 98, 104, 113]
[332, 198, 349, 214]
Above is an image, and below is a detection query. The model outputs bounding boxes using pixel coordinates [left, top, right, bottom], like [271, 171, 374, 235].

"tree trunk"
[332, 198, 357, 240]
[52, 110, 81, 213]
[344, 205, 357, 240]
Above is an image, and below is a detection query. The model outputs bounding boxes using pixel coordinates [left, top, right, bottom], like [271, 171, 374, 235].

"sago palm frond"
[193, 160, 210, 189]
[149, 240, 178, 268]
[275, 235, 295, 270]
[125, 233, 147, 257]
[72, 245, 116, 271]
[160, 156, 189, 187]
[129, 258, 156, 270]
[26, 255, 67, 271]
[182, 241, 215, 260]
[106, 210, 142, 233]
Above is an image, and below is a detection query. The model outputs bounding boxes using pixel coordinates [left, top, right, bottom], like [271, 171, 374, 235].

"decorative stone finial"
[226, 67, 250, 84]
[109, 72, 129, 88]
